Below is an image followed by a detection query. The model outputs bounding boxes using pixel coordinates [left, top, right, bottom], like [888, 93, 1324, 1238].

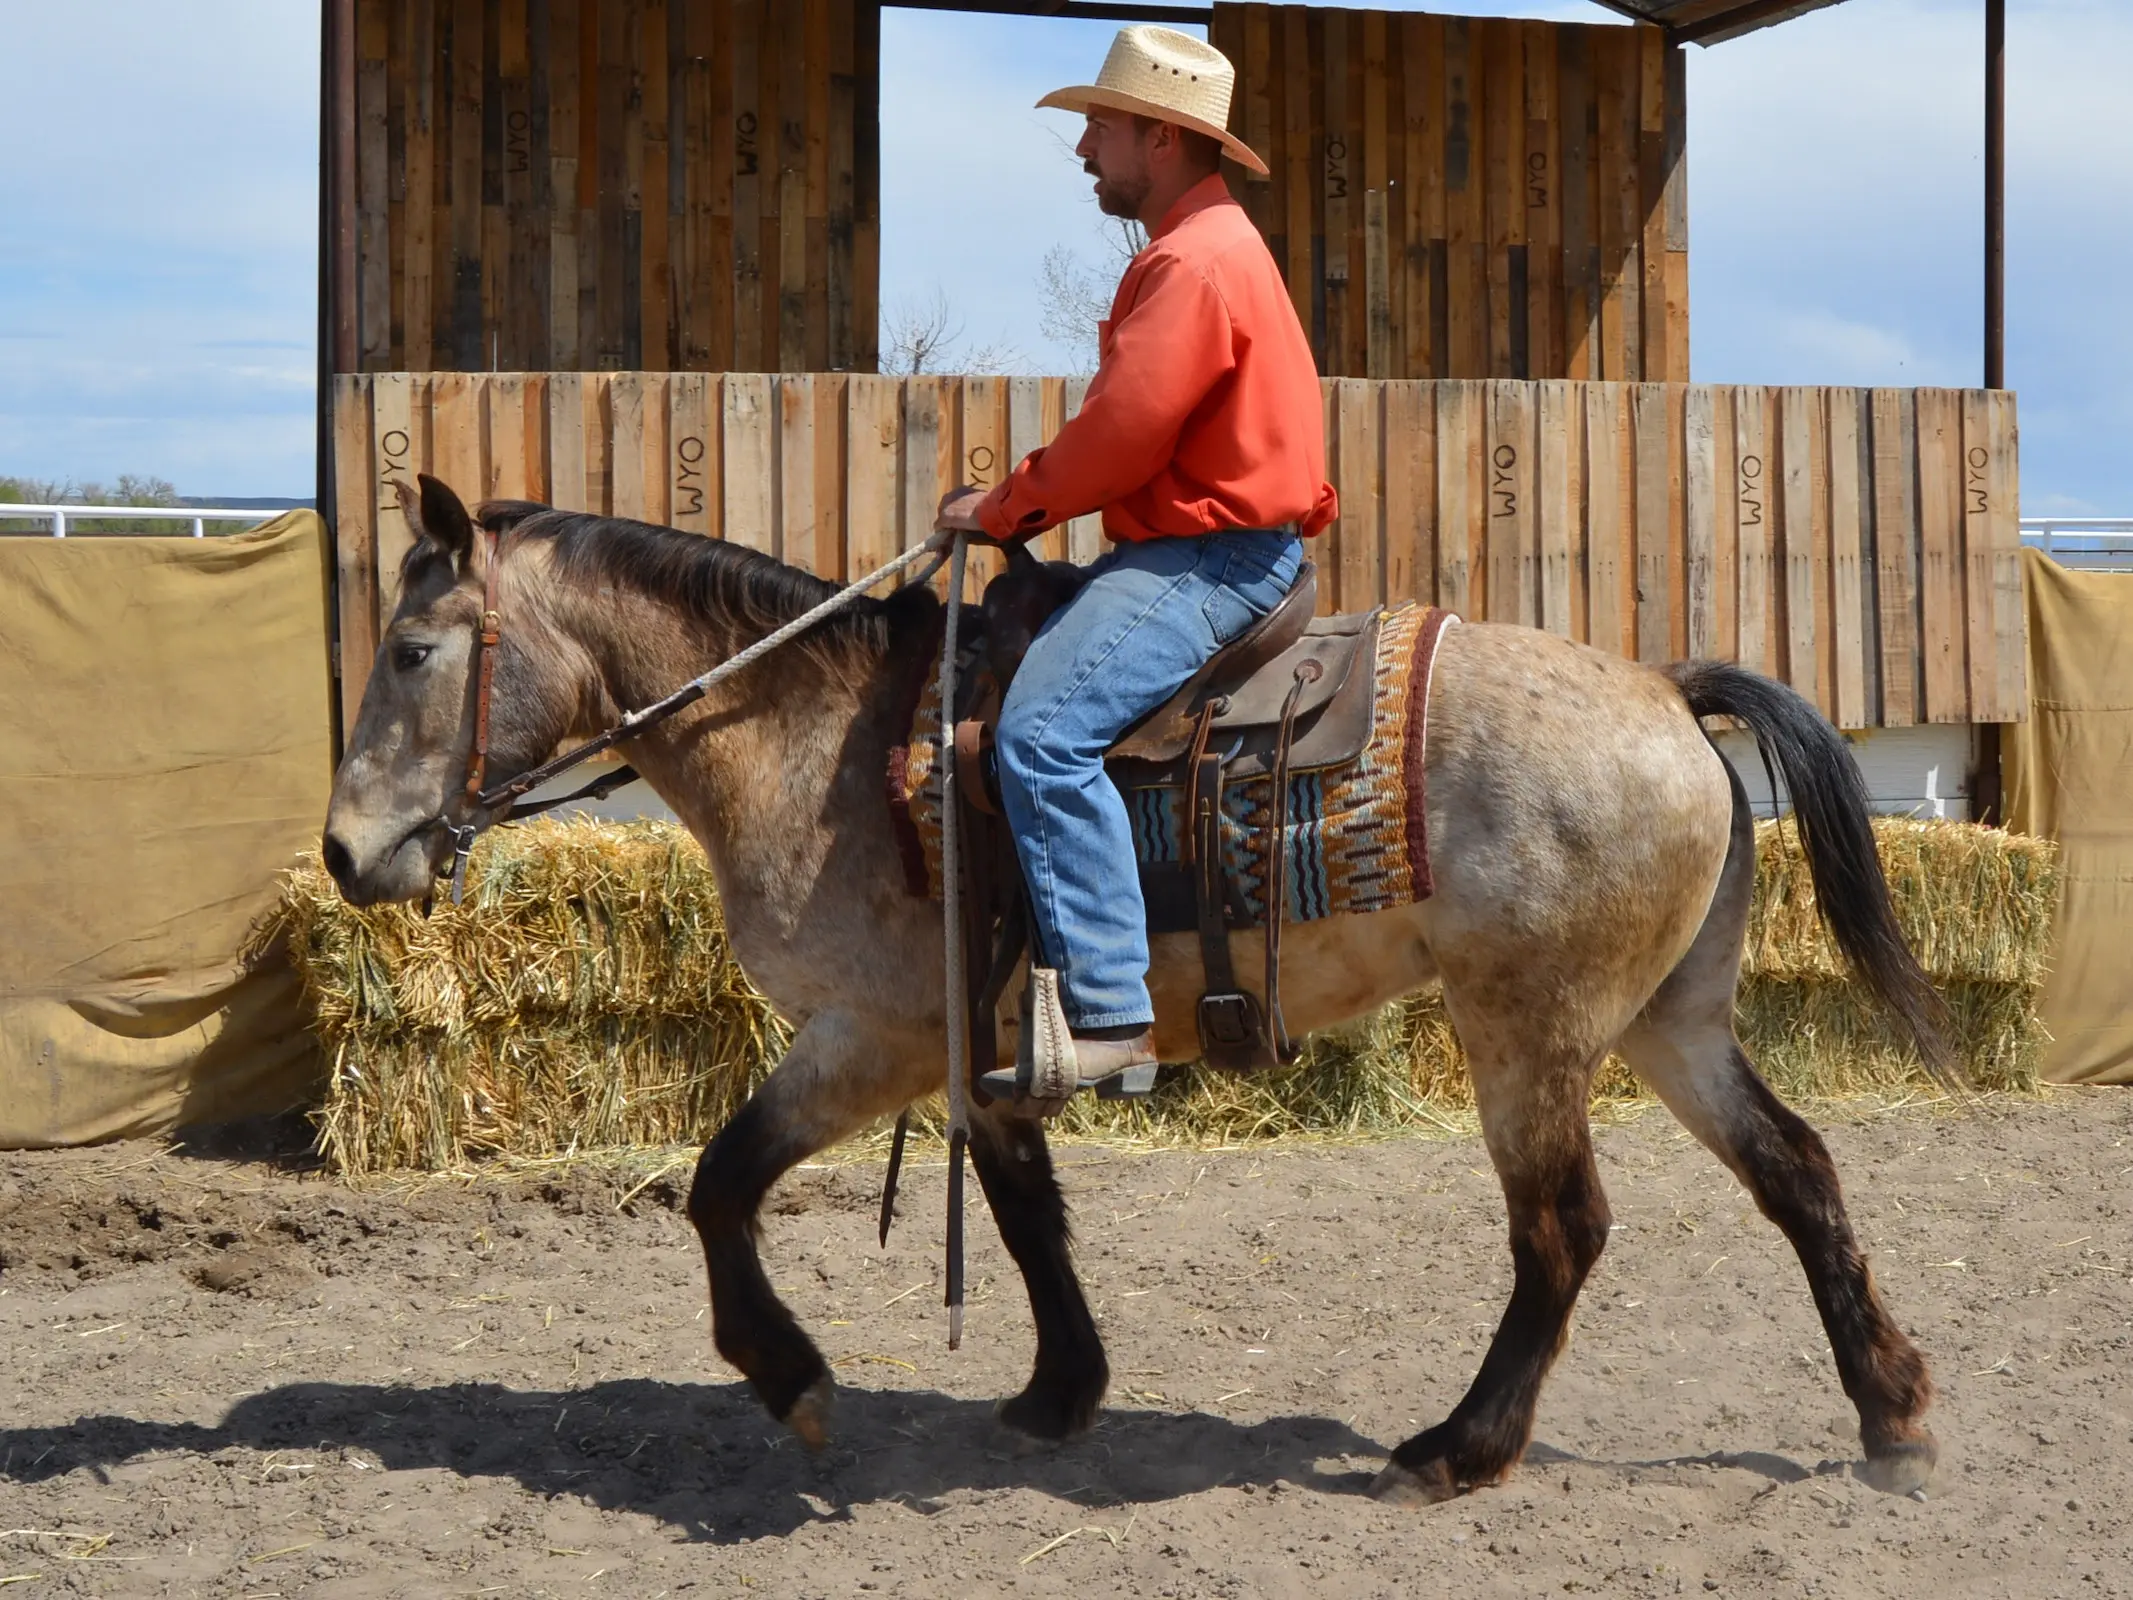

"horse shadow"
[1, 1378, 1386, 1544]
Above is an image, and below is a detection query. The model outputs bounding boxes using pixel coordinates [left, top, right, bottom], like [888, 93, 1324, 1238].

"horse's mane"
[471, 500, 937, 665]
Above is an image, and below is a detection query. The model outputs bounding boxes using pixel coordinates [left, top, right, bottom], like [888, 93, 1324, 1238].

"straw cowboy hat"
[1037, 26, 1268, 177]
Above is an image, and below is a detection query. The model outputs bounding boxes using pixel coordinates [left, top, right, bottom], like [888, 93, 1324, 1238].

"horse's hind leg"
[1617, 784, 1937, 1493]
[686, 1012, 930, 1447]
[968, 1106, 1108, 1439]
[1374, 1007, 1615, 1504]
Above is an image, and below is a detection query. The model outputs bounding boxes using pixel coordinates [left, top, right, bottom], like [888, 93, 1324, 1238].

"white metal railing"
[0, 503, 269, 539]
[2021, 517, 2133, 571]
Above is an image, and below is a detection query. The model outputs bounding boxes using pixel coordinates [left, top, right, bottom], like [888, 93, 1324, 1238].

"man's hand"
[935, 485, 989, 534]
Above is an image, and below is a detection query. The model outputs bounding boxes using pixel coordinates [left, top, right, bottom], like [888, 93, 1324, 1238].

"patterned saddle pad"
[888, 603, 1457, 927]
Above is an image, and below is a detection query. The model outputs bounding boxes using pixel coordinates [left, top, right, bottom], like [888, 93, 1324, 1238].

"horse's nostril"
[321, 833, 358, 890]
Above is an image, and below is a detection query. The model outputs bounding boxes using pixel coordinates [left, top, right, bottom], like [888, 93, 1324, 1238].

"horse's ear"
[413, 472, 477, 567]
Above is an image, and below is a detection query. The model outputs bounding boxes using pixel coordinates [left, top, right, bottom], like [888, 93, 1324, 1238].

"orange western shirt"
[977, 174, 1337, 545]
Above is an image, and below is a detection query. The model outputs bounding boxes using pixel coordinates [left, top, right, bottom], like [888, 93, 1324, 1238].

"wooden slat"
[1242, 5, 1274, 239]
[640, 374, 673, 526]
[1381, 379, 1434, 604]
[500, 0, 535, 368]
[1916, 388, 1968, 721]
[1482, 19, 1522, 378]
[1607, 29, 1643, 380]
[1584, 380, 1631, 656]
[1442, 19, 1483, 379]
[1523, 20, 1560, 383]
[641, 0, 671, 368]
[779, 373, 819, 567]
[1828, 387, 1869, 729]
[1435, 379, 1482, 616]
[802, 0, 831, 372]
[1638, 26, 1669, 390]
[1708, 385, 1739, 662]
[371, 372, 423, 617]
[810, 371, 848, 578]
[1005, 376, 1056, 562]
[706, 0, 737, 370]
[775, 0, 808, 372]
[1734, 385, 1774, 678]
[606, 371, 647, 520]
[483, 371, 537, 501]
[1963, 388, 2023, 721]
[1870, 388, 1920, 726]
[1558, 24, 1596, 381]
[545, 0, 579, 368]
[1062, 374, 1102, 563]
[846, 372, 902, 579]
[1484, 379, 1536, 624]
[545, 371, 587, 512]
[356, 3, 391, 367]
[1662, 38, 1689, 382]
[1334, 378, 1381, 611]
[1535, 380, 1575, 637]
[1632, 382, 1671, 660]
[1682, 383, 1718, 659]
[1322, 9, 1351, 376]
[669, 371, 716, 535]
[729, 0, 764, 370]
[1362, 12, 1390, 378]
[1777, 385, 1818, 703]
[1407, 13, 1444, 380]
[958, 375, 1007, 595]
[403, 0, 438, 369]
[901, 375, 951, 560]
[333, 376, 379, 734]
[851, 0, 879, 371]
[722, 370, 775, 551]
[1984, 388, 2027, 720]
[825, 0, 856, 371]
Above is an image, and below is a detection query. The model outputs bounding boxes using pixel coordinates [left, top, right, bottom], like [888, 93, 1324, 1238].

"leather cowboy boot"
[978, 968, 1159, 1116]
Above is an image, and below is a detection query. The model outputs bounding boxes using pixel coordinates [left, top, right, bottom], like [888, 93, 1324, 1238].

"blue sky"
[1, 0, 2126, 510]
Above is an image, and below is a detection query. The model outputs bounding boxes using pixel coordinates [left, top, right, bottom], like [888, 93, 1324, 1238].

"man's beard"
[1089, 159, 1149, 221]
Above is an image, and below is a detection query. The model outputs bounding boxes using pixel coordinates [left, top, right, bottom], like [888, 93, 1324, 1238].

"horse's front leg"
[968, 1106, 1109, 1439]
[687, 1011, 925, 1446]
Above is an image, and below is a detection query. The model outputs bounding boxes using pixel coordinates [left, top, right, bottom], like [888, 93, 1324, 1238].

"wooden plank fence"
[1208, 5, 1687, 383]
[350, 0, 880, 374]
[332, 373, 2025, 735]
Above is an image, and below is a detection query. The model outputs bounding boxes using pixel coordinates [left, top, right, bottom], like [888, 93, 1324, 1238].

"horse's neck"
[569, 595, 889, 902]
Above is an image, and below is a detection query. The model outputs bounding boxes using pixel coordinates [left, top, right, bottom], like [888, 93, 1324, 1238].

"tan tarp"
[0, 512, 334, 1145]
[2004, 548, 2133, 1084]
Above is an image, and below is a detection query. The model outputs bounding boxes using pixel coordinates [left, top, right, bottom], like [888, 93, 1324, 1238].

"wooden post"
[1985, 0, 2006, 390]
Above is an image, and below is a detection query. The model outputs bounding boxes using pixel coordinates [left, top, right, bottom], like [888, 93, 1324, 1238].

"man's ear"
[411, 472, 477, 568]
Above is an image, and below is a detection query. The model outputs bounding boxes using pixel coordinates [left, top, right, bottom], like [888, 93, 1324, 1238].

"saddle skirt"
[888, 601, 1460, 930]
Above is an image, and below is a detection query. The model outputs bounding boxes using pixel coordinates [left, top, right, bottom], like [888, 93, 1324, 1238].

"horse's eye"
[393, 643, 434, 673]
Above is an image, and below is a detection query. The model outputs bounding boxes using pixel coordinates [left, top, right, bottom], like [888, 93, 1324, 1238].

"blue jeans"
[995, 529, 1304, 1030]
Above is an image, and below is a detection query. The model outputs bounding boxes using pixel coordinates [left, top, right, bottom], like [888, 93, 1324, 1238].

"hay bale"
[276, 816, 2057, 1174]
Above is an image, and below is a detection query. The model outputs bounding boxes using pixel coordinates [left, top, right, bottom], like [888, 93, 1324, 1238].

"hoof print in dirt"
[187, 1246, 315, 1298]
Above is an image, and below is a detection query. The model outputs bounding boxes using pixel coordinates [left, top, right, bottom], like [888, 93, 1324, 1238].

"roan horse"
[323, 475, 1949, 1504]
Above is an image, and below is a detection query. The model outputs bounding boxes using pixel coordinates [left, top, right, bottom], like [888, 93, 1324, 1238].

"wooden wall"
[349, 0, 880, 374]
[332, 374, 2024, 736]
[1208, 5, 1687, 384]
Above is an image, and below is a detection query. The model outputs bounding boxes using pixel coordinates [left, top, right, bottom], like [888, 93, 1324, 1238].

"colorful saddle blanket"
[888, 603, 1458, 926]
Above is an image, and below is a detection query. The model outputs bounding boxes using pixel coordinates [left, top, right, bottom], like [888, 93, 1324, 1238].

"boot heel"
[1096, 1063, 1158, 1100]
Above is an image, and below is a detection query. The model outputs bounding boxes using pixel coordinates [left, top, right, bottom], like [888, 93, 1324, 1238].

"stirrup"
[975, 967, 1158, 1114]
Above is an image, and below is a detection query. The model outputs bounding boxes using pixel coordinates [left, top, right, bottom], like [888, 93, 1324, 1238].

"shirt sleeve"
[976, 253, 1236, 540]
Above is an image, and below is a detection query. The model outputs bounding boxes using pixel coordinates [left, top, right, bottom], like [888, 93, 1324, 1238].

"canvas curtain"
[0, 511, 335, 1145]
[2003, 548, 2133, 1085]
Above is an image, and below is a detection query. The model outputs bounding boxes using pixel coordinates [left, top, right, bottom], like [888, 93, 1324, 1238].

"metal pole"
[1985, 0, 2005, 389]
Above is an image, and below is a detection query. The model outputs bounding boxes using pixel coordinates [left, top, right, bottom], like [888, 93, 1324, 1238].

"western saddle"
[946, 538, 1383, 1093]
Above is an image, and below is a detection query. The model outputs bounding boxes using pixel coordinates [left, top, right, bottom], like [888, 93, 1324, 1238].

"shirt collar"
[1149, 174, 1234, 242]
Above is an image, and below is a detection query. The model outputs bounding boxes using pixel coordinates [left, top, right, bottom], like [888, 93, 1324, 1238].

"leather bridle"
[427, 526, 644, 904]
[421, 521, 953, 906]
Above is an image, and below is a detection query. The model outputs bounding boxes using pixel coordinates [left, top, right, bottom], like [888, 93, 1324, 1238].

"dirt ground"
[2, 1094, 2129, 1600]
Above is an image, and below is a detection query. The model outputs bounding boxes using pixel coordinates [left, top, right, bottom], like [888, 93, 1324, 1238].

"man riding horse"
[936, 26, 1334, 1111]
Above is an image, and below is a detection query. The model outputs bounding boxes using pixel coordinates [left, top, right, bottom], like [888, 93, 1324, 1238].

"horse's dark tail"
[1665, 660, 1959, 1089]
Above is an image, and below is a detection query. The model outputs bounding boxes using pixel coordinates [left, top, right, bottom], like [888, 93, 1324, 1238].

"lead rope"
[937, 530, 971, 1350]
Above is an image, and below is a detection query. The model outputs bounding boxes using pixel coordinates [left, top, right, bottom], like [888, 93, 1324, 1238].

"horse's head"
[321, 474, 575, 906]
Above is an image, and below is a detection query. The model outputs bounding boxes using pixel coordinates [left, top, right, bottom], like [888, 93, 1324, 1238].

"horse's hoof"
[995, 1382, 1101, 1443]
[1370, 1460, 1460, 1506]
[786, 1376, 836, 1453]
[1857, 1433, 1938, 1497]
